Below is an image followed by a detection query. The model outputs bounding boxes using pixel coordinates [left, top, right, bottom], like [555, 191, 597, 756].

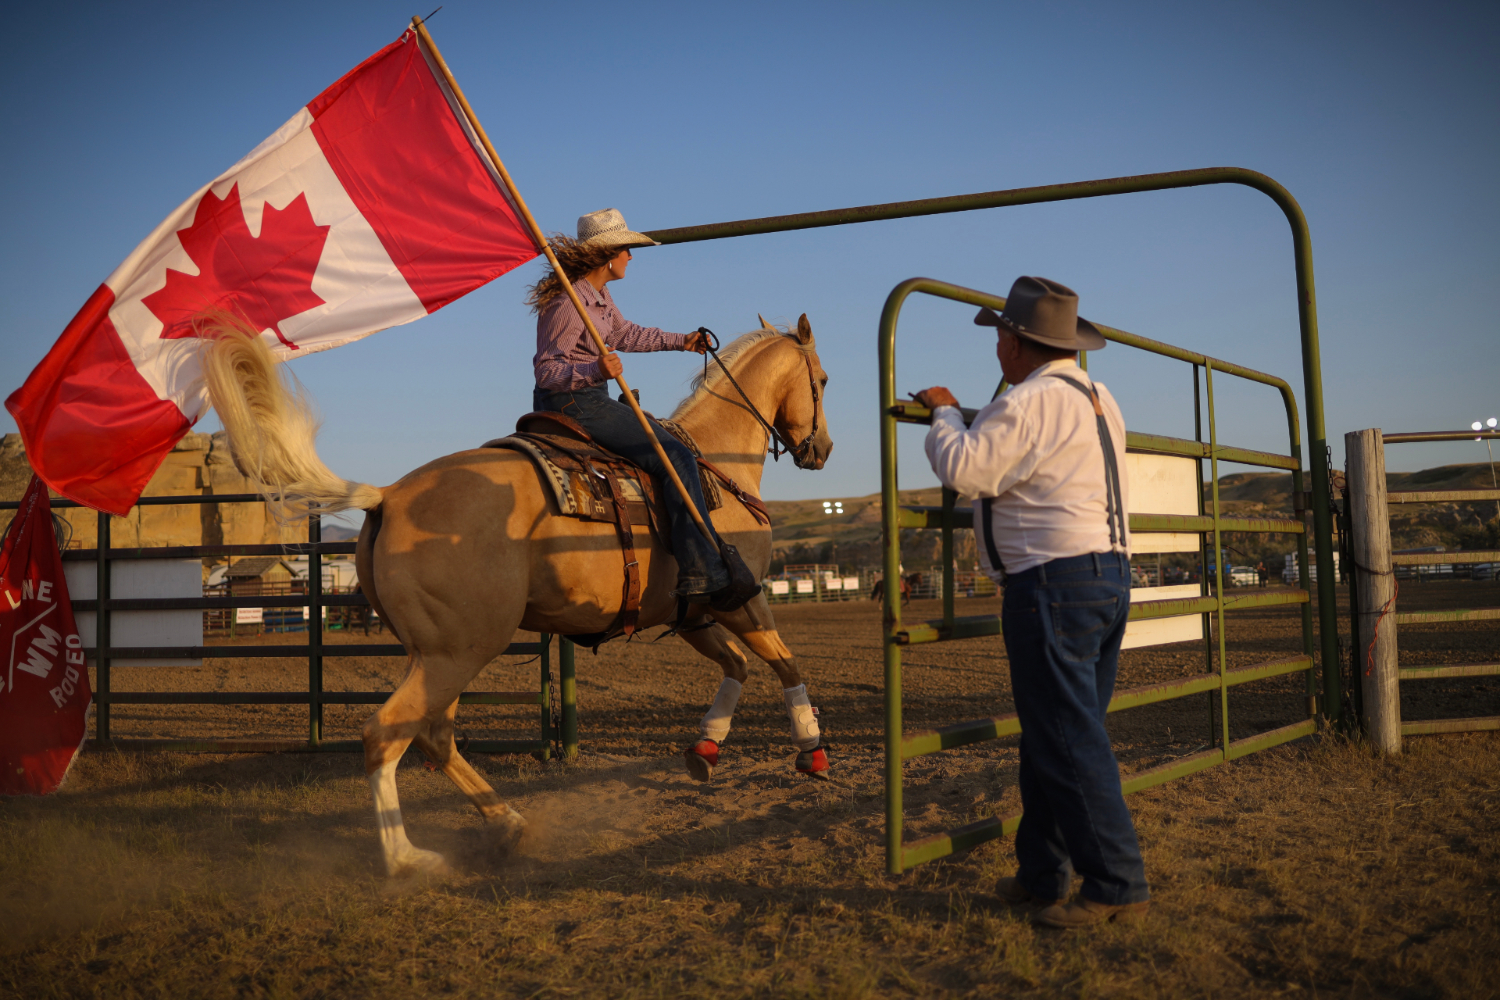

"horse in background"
[869, 571, 920, 606]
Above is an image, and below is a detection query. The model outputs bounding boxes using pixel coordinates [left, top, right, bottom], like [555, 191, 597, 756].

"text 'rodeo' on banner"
[1, 475, 91, 795]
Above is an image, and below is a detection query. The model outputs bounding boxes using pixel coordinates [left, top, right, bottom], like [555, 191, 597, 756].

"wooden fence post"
[1346, 428, 1401, 752]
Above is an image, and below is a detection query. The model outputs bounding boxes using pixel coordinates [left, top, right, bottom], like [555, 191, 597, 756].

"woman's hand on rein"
[682, 332, 710, 355]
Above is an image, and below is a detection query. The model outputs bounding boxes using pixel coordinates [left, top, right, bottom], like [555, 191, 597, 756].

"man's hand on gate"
[600, 351, 624, 379]
[912, 387, 959, 410]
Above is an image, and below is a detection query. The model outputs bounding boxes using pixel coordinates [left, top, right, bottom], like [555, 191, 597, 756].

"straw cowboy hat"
[576, 208, 661, 250]
[974, 276, 1106, 352]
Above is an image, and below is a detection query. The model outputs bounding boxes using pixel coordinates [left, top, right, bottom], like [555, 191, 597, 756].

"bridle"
[696, 327, 822, 469]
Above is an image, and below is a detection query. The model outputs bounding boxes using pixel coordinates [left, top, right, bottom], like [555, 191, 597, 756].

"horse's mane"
[671, 326, 815, 419]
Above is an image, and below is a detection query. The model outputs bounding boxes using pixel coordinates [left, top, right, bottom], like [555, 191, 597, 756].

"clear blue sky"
[2, 1, 1496, 503]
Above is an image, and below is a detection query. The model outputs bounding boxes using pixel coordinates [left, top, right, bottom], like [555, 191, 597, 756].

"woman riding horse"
[198, 235, 836, 875]
[528, 208, 759, 612]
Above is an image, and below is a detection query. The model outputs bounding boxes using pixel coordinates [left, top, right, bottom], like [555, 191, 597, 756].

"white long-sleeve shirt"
[924, 358, 1131, 577]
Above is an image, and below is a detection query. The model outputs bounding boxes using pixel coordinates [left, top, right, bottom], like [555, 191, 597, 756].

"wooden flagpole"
[411, 16, 715, 542]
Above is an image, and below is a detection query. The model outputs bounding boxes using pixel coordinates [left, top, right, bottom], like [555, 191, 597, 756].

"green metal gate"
[878, 278, 1327, 873]
[635, 165, 1339, 875]
[643, 166, 1342, 704]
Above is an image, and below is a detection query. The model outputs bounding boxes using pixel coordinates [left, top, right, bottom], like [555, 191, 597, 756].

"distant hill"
[1212, 464, 1497, 554]
[321, 522, 362, 542]
[1215, 463, 1496, 507]
[765, 463, 1500, 572]
[762, 487, 967, 572]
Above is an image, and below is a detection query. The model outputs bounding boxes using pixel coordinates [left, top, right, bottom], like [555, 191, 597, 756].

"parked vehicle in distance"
[1229, 566, 1259, 587]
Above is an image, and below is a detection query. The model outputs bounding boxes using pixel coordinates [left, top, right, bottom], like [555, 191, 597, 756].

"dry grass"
[1, 588, 1496, 998]
[2, 733, 1496, 998]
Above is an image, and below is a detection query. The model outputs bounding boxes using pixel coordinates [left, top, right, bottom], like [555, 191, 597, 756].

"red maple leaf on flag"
[143, 184, 330, 350]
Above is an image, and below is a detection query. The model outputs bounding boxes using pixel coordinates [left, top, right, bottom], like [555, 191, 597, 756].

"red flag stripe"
[5, 286, 189, 515]
[308, 31, 537, 314]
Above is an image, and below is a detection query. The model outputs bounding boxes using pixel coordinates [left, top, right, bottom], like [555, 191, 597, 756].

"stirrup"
[684, 738, 719, 782]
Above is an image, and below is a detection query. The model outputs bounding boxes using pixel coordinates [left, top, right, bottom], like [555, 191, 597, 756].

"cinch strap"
[1048, 373, 1127, 548]
[603, 468, 641, 636]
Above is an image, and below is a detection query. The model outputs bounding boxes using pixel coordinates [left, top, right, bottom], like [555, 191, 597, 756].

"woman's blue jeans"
[532, 385, 728, 594]
[1002, 550, 1150, 906]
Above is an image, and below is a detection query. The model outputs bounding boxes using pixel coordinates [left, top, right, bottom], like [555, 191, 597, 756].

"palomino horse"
[202, 315, 833, 875]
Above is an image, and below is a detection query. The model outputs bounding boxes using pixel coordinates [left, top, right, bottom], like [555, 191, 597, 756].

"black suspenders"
[1048, 373, 1127, 547]
[981, 495, 1004, 581]
[978, 373, 1127, 579]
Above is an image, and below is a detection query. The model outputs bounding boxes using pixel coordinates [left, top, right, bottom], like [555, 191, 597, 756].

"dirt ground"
[2, 582, 1497, 998]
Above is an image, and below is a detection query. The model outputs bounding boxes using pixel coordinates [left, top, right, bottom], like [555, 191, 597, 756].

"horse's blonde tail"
[198, 314, 382, 522]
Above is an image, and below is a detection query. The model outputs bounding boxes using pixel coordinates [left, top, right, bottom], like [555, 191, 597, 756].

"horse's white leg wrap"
[783, 683, 821, 751]
[700, 677, 743, 743]
[369, 760, 445, 876]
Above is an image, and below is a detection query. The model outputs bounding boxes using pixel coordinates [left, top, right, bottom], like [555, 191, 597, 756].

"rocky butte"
[0, 431, 305, 563]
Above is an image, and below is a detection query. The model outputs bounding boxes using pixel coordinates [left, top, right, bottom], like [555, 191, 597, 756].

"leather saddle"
[482, 411, 770, 646]
[512, 410, 668, 531]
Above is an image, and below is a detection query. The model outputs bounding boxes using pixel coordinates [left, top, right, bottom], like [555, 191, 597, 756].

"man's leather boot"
[996, 876, 1062, 908]
[1033, 897, 1149, 929]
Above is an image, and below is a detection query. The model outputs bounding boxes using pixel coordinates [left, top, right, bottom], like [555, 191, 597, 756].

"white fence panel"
[1121, 584, 1202, 650]
[64, 559, 203, 667]
[1125, 453, 1200, 554]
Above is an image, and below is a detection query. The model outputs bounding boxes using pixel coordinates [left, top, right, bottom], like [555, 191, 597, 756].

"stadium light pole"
[1476, 418, 1500, 524]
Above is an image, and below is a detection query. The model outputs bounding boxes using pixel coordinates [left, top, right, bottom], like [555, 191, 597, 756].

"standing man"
[913, 276, 1149, 929]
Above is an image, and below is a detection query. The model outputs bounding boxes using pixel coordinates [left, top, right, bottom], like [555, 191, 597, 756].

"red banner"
[1, 475, 91, 795]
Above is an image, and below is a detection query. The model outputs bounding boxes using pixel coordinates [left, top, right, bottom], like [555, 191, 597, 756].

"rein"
[696, 327, 820, 467]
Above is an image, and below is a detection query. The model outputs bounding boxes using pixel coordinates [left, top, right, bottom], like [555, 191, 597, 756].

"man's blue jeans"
[1002, 550, 1149, 906]
[532, 385, 728, 594]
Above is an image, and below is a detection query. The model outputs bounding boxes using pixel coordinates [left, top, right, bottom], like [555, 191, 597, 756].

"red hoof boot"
[684, 738, 719, 782]
[795, 745, 830, 778]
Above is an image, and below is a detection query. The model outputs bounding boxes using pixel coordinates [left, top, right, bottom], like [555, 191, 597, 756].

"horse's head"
[760, 313, 833, 470]
[674, 315, 834, 471]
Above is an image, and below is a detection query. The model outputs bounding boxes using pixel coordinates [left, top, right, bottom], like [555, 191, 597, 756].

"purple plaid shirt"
[532, 278, 687, 390]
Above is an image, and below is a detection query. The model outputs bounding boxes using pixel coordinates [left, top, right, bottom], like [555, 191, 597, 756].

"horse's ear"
[757, 313, 774, 331]
[796, 314, 812, 344]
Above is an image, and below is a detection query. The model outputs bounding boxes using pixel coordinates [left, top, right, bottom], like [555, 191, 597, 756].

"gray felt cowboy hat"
[576, 208, 661, 250]
[973, 276, 1106, 351]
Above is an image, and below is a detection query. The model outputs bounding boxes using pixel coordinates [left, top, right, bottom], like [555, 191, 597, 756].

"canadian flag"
[6, 29, 539, 516]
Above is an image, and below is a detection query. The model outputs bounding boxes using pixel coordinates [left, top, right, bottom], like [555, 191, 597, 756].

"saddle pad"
[482, 435, 655, 526]
[657, 417, 722, 512]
